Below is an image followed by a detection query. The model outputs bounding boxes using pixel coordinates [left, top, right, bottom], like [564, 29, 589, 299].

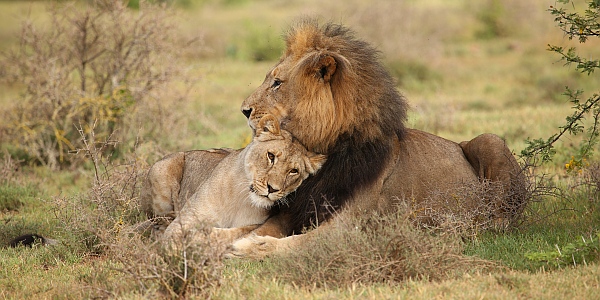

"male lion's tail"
[460, 133, 529, 227]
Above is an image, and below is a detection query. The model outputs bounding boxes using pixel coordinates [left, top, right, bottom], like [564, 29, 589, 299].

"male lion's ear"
[257, 114, 281, 138]
[316, 55, 337, 83]
[305, 153, 327, 175]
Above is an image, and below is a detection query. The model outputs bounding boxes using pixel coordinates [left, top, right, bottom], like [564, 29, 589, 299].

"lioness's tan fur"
[140, 115, 325, 245]
[232, 19, 527, 258]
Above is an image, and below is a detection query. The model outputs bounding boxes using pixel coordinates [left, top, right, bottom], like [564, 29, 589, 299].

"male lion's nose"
[267, 184, 279, 194]
[242, 108, 252, 119]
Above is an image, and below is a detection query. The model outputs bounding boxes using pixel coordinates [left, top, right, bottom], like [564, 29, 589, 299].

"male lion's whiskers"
[275, 196, 290, 207]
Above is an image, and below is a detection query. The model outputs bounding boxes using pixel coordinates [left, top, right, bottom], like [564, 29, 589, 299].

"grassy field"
[1, 0, 600, 298]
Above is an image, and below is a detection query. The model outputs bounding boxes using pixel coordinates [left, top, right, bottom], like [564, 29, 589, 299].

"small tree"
[521, 0, 600, 166]
[1, 0, 192, 169]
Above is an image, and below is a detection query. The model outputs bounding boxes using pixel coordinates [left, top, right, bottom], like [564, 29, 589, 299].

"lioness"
[141, 114, 326, 245]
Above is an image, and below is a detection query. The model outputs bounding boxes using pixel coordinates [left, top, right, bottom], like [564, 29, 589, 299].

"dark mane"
[272, 20, 408, 233]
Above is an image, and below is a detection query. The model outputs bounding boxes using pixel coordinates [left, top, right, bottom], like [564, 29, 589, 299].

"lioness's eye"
[272, 79, 282, 89]
[289, 168, 299, 175]
[267, 152, 275, 163]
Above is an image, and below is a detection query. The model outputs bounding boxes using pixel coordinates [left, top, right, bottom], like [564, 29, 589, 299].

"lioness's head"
[246, 115, 326, 209]
[241, 19, 408, 154]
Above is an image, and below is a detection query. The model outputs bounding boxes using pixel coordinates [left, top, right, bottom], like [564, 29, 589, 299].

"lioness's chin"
[249, 193, 275, 209]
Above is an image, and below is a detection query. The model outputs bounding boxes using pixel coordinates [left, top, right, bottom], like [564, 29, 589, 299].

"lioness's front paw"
[225, 234, 280, 259]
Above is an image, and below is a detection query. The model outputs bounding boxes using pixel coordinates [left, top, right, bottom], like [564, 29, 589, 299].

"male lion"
[230, 19, 527, 258]
[140, 115, 326, 245]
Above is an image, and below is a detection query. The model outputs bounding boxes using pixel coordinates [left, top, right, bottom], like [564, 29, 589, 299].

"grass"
[1, 0, 600, 298]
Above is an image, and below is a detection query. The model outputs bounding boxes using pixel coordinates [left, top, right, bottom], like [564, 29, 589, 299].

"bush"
[0, 0, 193, 169]
[521, 0, 600, 164]
[50, 130, 224, 297]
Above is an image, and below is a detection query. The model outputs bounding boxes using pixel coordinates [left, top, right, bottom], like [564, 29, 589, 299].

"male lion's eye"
[289, 169, 299, 175]
[271, 79, 282, 89]
[267, 152, 275, 163]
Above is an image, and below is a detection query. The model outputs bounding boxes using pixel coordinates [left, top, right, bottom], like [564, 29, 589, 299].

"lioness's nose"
[242, 108, 252, 119]
[267, 184, 279, 194]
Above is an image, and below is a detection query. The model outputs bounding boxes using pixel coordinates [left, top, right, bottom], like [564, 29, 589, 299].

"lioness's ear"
[316, 54, 336, 83]
[305, 153, 327, 175]
[257, 114, 281, 137]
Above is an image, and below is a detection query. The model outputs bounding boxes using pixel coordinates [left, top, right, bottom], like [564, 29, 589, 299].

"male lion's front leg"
[226, 233, 301, 259]
[224, 212, 295, 258]
[226, 215, 336, 259]
[210, 224, 260, 244]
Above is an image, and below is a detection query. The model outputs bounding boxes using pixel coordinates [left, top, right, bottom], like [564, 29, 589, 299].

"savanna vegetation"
[1, 0, 599, 298]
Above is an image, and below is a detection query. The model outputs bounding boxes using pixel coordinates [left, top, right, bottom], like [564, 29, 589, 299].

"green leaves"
[526, 233, 600, 268]
[521, 1, 600, 164]
[549, 1, 600, 43]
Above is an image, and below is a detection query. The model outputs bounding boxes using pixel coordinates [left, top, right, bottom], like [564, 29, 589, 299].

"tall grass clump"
[0, 0, 193, 169]
[50, 127, 224, 298]
[258, 208, 497, 288]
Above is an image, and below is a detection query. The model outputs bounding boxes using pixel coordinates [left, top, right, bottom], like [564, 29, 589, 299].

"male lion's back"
[384, 128, 479, 203]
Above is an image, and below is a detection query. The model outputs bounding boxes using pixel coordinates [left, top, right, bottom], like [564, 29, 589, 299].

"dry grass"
[256, 208, 498, 288]
[214, 263, 600, 299]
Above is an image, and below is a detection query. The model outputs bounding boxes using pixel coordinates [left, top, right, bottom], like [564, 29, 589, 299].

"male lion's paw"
[224, 234, 280, 259]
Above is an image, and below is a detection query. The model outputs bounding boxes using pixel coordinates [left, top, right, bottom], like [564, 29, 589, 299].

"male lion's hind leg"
[459, 133, 528, 227]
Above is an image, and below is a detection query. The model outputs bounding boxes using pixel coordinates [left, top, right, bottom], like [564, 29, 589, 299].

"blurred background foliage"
[0, 0, 598, 171]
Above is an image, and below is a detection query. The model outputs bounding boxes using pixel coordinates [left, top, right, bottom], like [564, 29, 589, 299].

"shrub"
[52, 129, 224, 297]
[103, 227, 224, 298]
[521, 0, 600, 164]
[0, 0, 193, 169]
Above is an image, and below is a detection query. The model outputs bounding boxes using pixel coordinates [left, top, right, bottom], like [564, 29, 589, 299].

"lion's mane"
[271, 20, 409, 233]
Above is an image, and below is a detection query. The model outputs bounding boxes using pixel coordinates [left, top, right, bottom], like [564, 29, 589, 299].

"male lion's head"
[241, 19, 408, 154]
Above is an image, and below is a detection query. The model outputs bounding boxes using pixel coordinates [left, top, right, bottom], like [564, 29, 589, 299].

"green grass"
[465, 187, 600, 271]
[0, 184, 37, 212]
